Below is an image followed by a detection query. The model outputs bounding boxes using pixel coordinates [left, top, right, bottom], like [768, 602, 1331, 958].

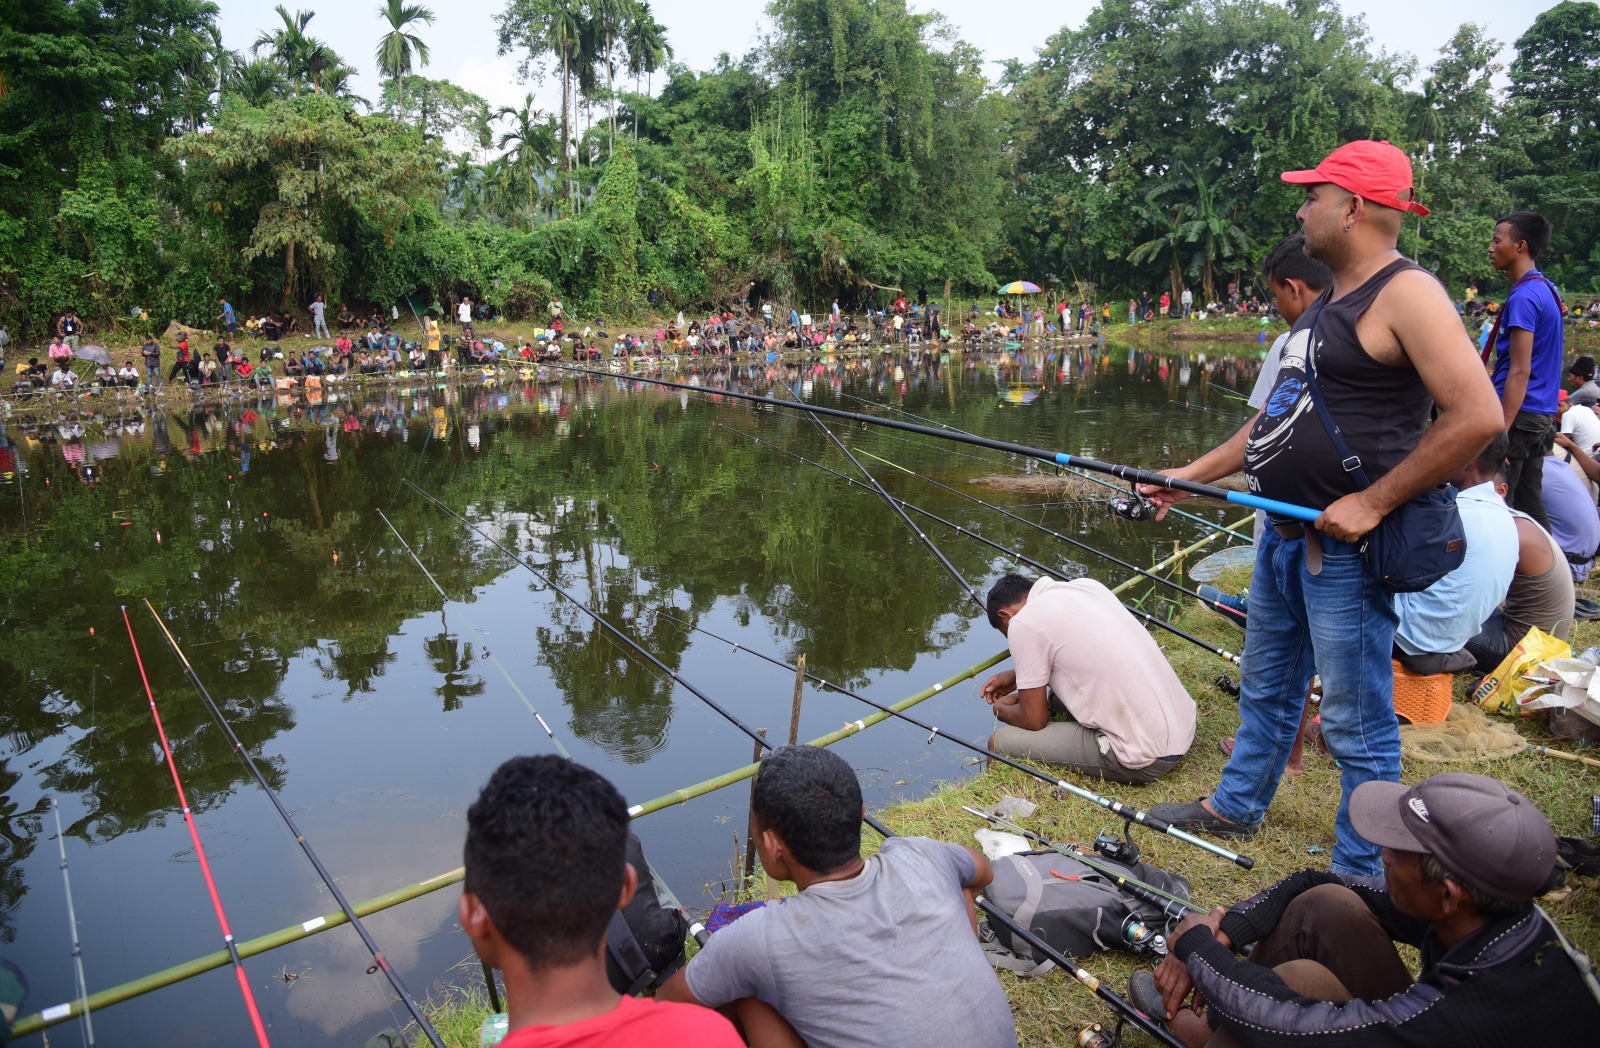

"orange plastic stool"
[1391, 659, 1453, 725]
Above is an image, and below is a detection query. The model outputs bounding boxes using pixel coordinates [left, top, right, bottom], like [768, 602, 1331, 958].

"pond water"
[1, 340, 1267, 1046]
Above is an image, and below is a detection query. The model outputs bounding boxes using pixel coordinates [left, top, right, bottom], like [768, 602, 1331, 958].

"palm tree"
[496, 94, 559, 228]
[253, 5, 340, 93]
[546, 1, 587, 213]
[228, 57, 291, 107]
[624, 1, 671, 135]
[321, 63, 371, 109]
[1174, 162, 1252, 305]
[374, 0, 434, 122]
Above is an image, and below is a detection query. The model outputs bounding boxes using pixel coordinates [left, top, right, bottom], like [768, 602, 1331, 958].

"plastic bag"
[1515, 657, 1600, 727]
[1472, 627, 1572, 716]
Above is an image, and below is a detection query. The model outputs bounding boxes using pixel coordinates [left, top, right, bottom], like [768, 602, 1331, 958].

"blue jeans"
[1211, 527, 1401, 877]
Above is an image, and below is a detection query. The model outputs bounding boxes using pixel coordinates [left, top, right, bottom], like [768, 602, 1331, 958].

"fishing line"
[719, 425, 1241, 664]
[120, 606, 272, 1048]
[861, 812, 1187, 1048]
[140, 601, 447, 1048]
[771, 380, 985, 609]
[402, 478, 770, 750]
[853, 446, 1246, 625]
[658, 614, 1252, 870]
[49, 797, 95, 1047]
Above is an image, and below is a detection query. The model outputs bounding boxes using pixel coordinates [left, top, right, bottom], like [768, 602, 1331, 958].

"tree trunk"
[284, 239, 298, 308]
[560, 45, 571, 214]
[606, 46, 616, 156]
[398, 70, 404, 122]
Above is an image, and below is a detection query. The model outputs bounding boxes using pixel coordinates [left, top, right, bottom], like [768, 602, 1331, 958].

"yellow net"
[1401, 702, 1528, 764]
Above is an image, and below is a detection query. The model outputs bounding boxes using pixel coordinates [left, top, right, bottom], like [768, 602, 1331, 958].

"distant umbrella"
[997, 281, 1042, 295]
[74, 345, 112, 366]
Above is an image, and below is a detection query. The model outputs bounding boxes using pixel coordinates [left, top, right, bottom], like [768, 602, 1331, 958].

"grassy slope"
[414, 566, 1600, 1046]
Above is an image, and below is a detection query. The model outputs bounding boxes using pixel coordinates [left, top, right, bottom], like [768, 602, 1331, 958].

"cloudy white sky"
[215, 0, 1549, 138]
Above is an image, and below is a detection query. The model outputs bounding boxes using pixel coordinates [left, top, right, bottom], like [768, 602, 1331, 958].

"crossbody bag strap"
[1299, 305, 1374, 491]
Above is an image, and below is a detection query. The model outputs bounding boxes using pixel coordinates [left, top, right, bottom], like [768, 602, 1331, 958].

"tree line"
[1, 0, 1597, 338]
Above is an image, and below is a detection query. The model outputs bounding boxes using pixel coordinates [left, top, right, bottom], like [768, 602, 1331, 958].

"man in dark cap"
[1568, 355, 1599, 408]
[1150, 773, 1600, 1046]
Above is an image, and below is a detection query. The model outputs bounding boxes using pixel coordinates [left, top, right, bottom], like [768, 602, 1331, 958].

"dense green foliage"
[2, 0, 1600, 338]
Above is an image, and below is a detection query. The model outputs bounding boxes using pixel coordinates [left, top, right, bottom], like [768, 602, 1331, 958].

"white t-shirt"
[1248, 331, 1289, 410]
[457, 302, 472, 323]
[1007, 578, 1196, 766]
[1561, 403, 1600, 455]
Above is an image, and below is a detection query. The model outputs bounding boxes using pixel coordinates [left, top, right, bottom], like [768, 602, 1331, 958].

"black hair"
[985, 573, 1035, 630]
[1474, 431, 1510, 477]
[1259, 233, 1332, 291]
[751, 745, 862, 874]
[1496, 211, 1553, 261]
[1419, 853, 1533, 921]
[1571, 356, 1595, 381]
[464, 755, 630, 970]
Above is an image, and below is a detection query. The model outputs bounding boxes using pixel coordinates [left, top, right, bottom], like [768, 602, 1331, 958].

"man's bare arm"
[1317, 272, 1502, 541]
[1136, 411, 1262, 519]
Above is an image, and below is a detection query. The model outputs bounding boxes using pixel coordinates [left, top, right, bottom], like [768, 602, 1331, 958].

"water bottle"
[1578, 647, 1600, 667]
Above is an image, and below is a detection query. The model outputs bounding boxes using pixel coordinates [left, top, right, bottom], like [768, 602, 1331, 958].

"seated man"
[980, 574, 1195, 783]
[1153, 773, 1597, 1047]
[117, 363, 139, 387]
[1392, 432, 1518, 674]
[660, 745, 1017, 1048]
[460, 755, 741, 1048]
[1569, 355, 1600, 407]
[50, 362, 77, 390]
[1540, 427, 1600, 578]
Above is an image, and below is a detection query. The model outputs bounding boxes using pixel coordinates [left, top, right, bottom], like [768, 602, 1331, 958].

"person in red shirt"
[459, 756, 743, 1048]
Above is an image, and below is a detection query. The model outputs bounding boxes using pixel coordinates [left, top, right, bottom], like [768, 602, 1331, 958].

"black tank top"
[1244, 258, 1433, 511]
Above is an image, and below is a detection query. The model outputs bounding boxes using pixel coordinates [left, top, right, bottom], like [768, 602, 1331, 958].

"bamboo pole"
[1527, 743, 1600, 770]
[13, 647, 1010, 1038]
[1109, 514, 1254, 597]
[789, 654, 806, 745]
[742, 729, 767, 884]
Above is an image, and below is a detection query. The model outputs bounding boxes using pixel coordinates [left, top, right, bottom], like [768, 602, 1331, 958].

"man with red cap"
[1147, 773, 1599, 1047]
[1140, 142, 1503, 877]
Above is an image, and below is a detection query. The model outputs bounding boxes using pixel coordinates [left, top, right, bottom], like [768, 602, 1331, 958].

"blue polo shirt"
[1491, 269, 1564, 415]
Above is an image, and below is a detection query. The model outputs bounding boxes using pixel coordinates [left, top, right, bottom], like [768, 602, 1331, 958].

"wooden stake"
[1528, 744, 1600, 770]
[789, 654, 806, 746]
[742, 729, 767, 886]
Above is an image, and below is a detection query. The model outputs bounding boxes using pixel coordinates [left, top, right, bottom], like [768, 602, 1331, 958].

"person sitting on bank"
[980, 574, 1195, 783]
[460, 755, 742, 1048]
[659, 745, 1018, 1048]
[1391, 432, 1518, 675]
[1539, 425, 1600, 579]
[1569, 355, 1600, 407]
[1152, 773, 1599, 1047]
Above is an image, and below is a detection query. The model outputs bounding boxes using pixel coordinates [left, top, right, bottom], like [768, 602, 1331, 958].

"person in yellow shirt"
[425, 314, 441, 367]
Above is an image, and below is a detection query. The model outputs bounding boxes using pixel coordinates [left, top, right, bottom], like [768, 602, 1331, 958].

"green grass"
[413, 569, 1600, 1048]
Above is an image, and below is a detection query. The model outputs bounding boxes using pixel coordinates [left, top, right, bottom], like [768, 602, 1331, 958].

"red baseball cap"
[1282, 140, 1430, 217]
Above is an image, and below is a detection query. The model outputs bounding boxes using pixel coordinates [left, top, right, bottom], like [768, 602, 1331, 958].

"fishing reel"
[1108, 493, 1157, 522]
[1120, 914, 1168, 958]
[1093, 830, 1142, 867]
[1077, 1023, 1116, 1048]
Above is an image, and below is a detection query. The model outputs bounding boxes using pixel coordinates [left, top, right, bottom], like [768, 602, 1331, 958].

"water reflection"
[0, 342, 1265, 1043]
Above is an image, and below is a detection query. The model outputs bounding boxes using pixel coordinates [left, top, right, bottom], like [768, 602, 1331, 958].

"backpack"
[604, 833, 691, 994]
[980, 849, 1192, 974]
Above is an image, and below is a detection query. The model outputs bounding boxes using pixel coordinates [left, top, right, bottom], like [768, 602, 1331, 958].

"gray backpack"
[981, 850, 1192, 974]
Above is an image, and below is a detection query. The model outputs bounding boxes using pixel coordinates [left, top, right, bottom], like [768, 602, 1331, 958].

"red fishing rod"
[121, 606, 271, 1047]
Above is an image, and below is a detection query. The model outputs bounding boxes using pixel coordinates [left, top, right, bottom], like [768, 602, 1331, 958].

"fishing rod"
[50, 797, 95, 1047]
[660, 614, 1252, 870]
[960, 806, 1204, 918]
[860, 812, 1185, 1048]
[719, 425, 1241, 665]
[374, 512, 707, 966]
[140, 601, 447, 1048]
[401, 478, 770, 751]
[855, 446, 1245, 625]
[121, 607, 272, 1048]
[772, 379, 985, 609]
[543, 362, 1319, 523]
[829, 390, 1254, 541]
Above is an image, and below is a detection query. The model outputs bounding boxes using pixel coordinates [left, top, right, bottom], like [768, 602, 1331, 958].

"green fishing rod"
[376, 510, 710, 952]
[834, 390, 1252, 542]
[142, 601, 448, 1048]
[542, 362, 1321, 523]
[658, 613, 1252, 870]
[402, 478, 771, 751]
[860, 812, 1187, 1048]
[855, 446, 1245, 626]
[960, 806, 1205, 919]
[719, 424, 1241, 665]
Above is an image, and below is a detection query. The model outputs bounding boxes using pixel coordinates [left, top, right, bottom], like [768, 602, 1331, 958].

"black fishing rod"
[719, 424, 1241, 665]
[833, 390, 1251, 542]
[772, 379, 986, 610]
[860, 812, 1186, 1048]
[659, 614, 1252, 870]
[960, 806, 1204, 918]
[141, 601, 449, 1048]
[542, 362, 1320, 523]
[854, 446, 1246, 625]
[401, 478, 770, 751]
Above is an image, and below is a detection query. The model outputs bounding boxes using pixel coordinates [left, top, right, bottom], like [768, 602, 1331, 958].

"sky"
[215, 0, 1550, 145]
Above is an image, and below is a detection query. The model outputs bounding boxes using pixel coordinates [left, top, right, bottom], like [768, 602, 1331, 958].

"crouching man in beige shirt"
[981, 574, 1196, 784]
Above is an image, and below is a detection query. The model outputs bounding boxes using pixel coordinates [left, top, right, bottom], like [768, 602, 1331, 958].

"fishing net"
[1401, 702, 1527, 764]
